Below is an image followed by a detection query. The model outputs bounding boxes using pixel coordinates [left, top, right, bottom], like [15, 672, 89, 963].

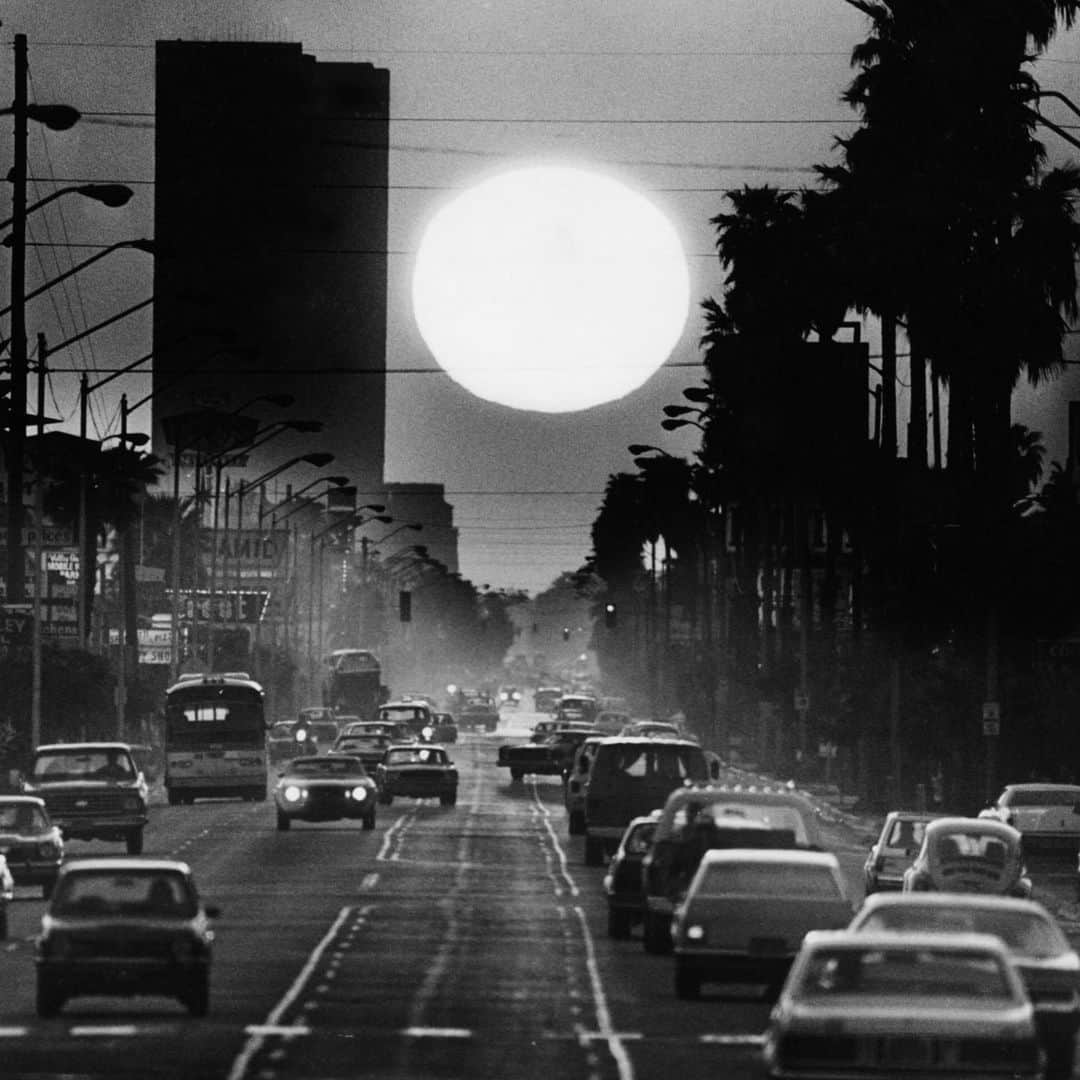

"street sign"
[982, 701, 1000, 721]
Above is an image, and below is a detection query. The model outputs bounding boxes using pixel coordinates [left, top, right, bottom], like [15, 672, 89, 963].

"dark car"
[0, 796, 64, 898]
[267, 721, 310, 764]
[339, 719, 414, 743]
[376, 745, 458, 806]
[431, 712, 458, 743]
[35, 857, 220, 1017]
[274, 755, 378, 831]
[329, 732, 394, 771]
[497, 727, 602, 782]
[603, 812, 660, 939]
[0, 854, 12, 940]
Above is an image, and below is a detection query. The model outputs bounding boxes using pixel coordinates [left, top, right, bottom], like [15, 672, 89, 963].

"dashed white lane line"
[243, 1025, 311, 1038]
[0, 1027, 28, 1037]
[69, 1025, 138, 1037]
[360, 872, 379, 890]
[402, 1026, 472, 1038]
[700, 1034, 766, 1046]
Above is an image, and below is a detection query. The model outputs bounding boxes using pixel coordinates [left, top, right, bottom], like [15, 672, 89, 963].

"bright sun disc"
[412, 165, 690, 413]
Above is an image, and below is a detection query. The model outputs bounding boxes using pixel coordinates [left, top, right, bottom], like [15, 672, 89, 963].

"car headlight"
[351, 786, 368, 802]
[422, 727, 434, 741]
[686, 924, 706, 941]
[38, 840, 61, 858]
[284, 785, 303, 802]
[123, 797, 143, 811]
[295, 729, 308, 743]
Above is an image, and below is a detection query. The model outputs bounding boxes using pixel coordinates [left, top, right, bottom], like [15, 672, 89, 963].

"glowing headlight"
[295, 729, 308, 742]
[686, 924, 706, 941]
[284, 785, 303, 802]
[421, 727, 434, 741]
[351, 786, 368, 802]
[38, 840, 61, 858]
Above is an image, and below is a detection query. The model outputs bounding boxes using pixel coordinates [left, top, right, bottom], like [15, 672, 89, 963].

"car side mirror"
[204, 904, 221, 919]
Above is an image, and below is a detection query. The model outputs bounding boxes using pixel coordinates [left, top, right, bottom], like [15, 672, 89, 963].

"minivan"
[582, 737, 718, 865]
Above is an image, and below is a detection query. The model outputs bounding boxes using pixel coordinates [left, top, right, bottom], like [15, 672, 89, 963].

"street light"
[0, 183, 134, 234]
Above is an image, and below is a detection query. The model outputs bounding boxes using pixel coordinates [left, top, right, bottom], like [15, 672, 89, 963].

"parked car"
[0, 853, 12, 940]
[603, 812, 660, 939]
[762, 930, 1044, 1080]
[22, 742, 149, 855]
[849, 892, 1080, 1079]
[904, 816, 1032, 897]
[35, 857, 220, 1017]
[274, 755, 377, 831]
[0, 795, 64, 898]
[980, 783, 1080, 853]
[641, 785, 823, 954]
[376, 744, 458, 806]
[671, 848, 854, 999]
[863, 810, 944, 893]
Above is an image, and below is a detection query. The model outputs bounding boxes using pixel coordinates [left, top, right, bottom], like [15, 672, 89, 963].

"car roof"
[0, 795, 46, 806]
[700, 848, 839, 868]
[381, 700, 430, 709]
[595, 735, 701, 748]
[59, 857, 192, 875]
[1003, 783, 1080, 793]
[857, 892, 1052, 918]
[801, 929, 1014, 958]
[35, 741, 135, 753]
[925, 815, 1021, 838]
[285, 755, 364, 768]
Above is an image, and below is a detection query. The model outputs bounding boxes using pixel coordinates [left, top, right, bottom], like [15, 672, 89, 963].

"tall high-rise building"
[151, 41, 388, 500]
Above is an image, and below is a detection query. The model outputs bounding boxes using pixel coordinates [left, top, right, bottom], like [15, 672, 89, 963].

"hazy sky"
[3, 1, 1080, 593]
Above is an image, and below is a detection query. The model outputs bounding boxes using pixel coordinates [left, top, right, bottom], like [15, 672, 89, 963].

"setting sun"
[412, 165, 690, 413]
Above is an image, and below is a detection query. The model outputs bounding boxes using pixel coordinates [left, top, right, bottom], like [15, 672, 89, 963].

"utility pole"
[7, 34, 28, 605]
[31, 333, 46, 749]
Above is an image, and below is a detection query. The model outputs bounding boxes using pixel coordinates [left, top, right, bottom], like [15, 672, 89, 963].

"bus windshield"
[166, 686, 264, 747]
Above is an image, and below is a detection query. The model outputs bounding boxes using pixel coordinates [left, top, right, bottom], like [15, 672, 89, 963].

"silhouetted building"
[375, 483, 460, 573]
[151, 41, 388, 499]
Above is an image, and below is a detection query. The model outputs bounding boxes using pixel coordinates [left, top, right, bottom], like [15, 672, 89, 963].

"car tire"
[607, 907, 632, 940]
[362, 813, 376, 831]
[1046, 1037, 1076, 1080]
[182, 971, 210, 1017]
[674, 964, 701, 1000]
[568, 810, 585, 836]
[643, 911, 672, 955]
[126, 828, 144, 855]
[276, 810, 291, 831]
[584, 837, 605, 867]
[440, 793, 456, 807]
[35, 975, 64, 1017]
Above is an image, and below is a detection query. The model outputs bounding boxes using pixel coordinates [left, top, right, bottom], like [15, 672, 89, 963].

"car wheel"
[674, 964, 701, 1000]
[1046, 1037, 1076, 1080]
[643, 911, 672, 955]
[35, 975, 64, 1017]
[568, 810, 585, 836]
[182, 971, 209, 1017]
[584, 837, 605, 867]
[276, 810, 291, 831]
[126, 828, 144, 855]
[362, 813, 376, 831]
[510, 768, 524, 782]
[440, 793, 455, 806]
[607, 907, 632, 940]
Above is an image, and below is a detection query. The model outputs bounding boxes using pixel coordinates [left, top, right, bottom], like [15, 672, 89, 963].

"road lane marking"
[243, 1025, 311, 1038]
[531, 780, 579, 898]
[0, 1027, 28, 1037]
[360, 872, 379, 890]
[571, 904, 635, 1080]
[402, 1026, 472, 1038]
[69, 1025, 138, 1036]
[700, 1034, 766, 1046]
[227, 904, 368, 1080]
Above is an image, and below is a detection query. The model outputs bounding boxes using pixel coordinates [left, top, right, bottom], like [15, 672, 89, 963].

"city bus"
[163, 673, 268, 804]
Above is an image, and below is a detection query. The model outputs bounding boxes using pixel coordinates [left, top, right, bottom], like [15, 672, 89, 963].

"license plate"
[749, 937, 787, 956]
[880, 1037, 933, 1067]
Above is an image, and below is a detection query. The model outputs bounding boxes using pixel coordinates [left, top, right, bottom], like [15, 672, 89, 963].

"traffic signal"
[562, 626, 570, 641]
[399, 590, 412, 622]
[604, 602, 617, 628]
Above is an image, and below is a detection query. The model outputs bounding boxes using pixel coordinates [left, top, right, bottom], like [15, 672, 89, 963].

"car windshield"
[307, 723, 340, 742]
[672, 800, 812, 846]
[624, 823, 657, 855]
[697, 861, 841, 899]
[795, 946, 1014, 1001]
[606, 744, 707, 782]
[856, 906, 1068, 959]
[0, 802, 48, 832]
[1005, 789, 1080, 807]
[31, 750, 136, 782]
[52, 871, 197, 918]
[885, 818, 931, 848]
[380, 707, 428, 723]
[386, 747, 448, 766]
[288, 758, 366, 777]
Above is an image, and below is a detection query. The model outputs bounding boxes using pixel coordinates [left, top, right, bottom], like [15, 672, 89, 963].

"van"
[582, 737, 718, 865]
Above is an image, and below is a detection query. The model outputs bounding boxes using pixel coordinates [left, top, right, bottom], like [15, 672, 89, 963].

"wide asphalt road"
[0, 709, 879, 1080]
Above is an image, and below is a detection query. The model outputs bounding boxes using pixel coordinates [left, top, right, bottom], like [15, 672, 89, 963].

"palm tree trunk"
[881, 311, 897, 460]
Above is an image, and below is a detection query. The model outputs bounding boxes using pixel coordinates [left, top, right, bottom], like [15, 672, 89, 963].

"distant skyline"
[2, 1, 1080, 594]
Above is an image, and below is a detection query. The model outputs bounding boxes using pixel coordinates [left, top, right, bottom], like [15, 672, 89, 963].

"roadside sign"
[982, 701, 1000, 721]
[982, 719, 1001, 737]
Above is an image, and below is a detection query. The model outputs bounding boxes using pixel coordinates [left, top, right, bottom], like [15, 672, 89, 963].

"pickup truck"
[497, 727, 601, 782]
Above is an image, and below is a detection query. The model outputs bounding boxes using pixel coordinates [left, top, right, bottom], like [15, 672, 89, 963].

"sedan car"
[0, 853, 12, 940]
[329, 732, 394, 771]
[863, 810, 943, 893]
[0, 795, 63, 898]
[671, 848, 854, 999]
[603, 811, 660, 939]
[274, 755, 377, 831]
[980, 783, 1080, 852]
[376, 745, 458, 806]
[35, 857, 219, 1017]
[763, 930, 1044, 1080]
[849, 892, 1080, 1079]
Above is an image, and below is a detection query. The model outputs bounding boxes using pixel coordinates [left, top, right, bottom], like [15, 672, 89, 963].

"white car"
[763, 930, 1044, 1080]
[0, 852, 13, 939]
[980, 783, 1080, 852]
